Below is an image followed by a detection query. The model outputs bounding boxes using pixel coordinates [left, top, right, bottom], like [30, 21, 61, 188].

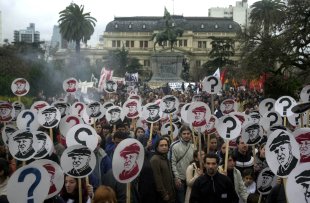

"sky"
[0, 0, 258, 46]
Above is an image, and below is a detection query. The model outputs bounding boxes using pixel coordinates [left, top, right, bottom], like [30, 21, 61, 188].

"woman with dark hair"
[185, 150, 204, 203]
[134, 127, 148, 148]
[60, 175, 93, 203]
[0, 158, 10, 202]
[150, 137, 176, 203]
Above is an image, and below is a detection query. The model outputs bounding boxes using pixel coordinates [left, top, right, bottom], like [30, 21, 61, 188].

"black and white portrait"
[257, 168, 276, 195]
[38, 107, 61, 128]
[9, 130, 37, 160]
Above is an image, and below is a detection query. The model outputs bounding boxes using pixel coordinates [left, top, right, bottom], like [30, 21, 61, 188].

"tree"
[151, 8, 183, 51]
[203, 37, 236, 76]
[58, 3, 96, 53]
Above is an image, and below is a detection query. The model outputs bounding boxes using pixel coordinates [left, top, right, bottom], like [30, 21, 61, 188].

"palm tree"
[250, 0, 285, 37]
[58, 3, 97, 53]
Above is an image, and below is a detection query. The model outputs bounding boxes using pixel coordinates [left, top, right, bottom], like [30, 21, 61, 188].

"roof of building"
[105, 15, 241, 33]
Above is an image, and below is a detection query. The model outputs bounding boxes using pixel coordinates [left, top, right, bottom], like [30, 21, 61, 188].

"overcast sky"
[1, 0, 257, 46]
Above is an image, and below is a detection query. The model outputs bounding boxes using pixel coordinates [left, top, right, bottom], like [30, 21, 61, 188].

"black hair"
[113, 131, 128, 140]
[134, 127, 145, 139]
[0, 158, 10, 177]
[204, 153, 219, 164]
[178, 125, 192, 137]
[154, 137, 169, 153]
[242, 168, 255, 179]
[236, 136, 242, 145]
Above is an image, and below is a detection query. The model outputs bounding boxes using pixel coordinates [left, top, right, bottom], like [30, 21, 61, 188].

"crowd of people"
[0, 84, 299, 203]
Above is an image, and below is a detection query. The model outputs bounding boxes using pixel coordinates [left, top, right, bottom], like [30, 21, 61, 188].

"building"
[14, 23, 40, 43]
[50, 25, 75, 50]
[54, 15, 241, 81]
[208, 0, 250, 29]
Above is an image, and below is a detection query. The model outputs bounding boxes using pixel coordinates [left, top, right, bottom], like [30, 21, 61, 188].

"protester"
[242, 168, 256, 195]
[0, 158, 9, 201]
[92, 185, 117, 203]
[254, 143, 268, 179]
[150, 137, 176, 203]
[234, 136, 254, 174]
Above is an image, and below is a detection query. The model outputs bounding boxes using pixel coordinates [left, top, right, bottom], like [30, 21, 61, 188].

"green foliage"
[58, 3, 97, 53]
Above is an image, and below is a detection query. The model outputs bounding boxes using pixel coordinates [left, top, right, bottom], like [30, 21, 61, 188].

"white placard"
[59, 115, 84, 137]
[141, 103, 162, 123]
[105, 106, 125, 125]
[66, 124, 98, 151]
[70, 102, 86, 117]
[261, 111, 283, 132]
[112, 138, 144, 183]
[1, 124, 17, 146]
[160, 95, 180, 114]
[220, 99, 237, 115]
[286, 163, 310, 203]
[275, 96, 297, 117]
[187, 102, 211, 132]
[180, 103, 191, 124]
[63, 77, 78, 93]
[104, 80, 117, 93]
[37, 106, 61, 129]
[300, 85, 310, 102]
[202, 75, 222, 94]
[293, 128, 310, 163]
[123, 99, 142, 119]
[216, 115, 241, 140]
[266, 129, 300, 177]
[33, 131, 53, 159]
[30, 101, 49, 114]
[52, 101, 70, 118]
[256, 167, 277, 195]
[7, 165, 50, 203]
[0, 102, 13, 122]
[161, 122, 179, 139]
[241, 122, 263, 145]
[86, 101, 104, 119]
[16, 110, 40, 131]
[259, 98, 276, 116]
[11, 78, 30, 96]
[61, 145, 96, 178]
[12, 101, 25, 121]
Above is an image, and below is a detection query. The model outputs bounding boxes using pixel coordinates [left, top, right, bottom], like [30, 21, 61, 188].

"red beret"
[67, 79, 76, 84]
[15, 79, 26, 84]
[0, 103, 12, 109]
[34, 103, 47, 110]
[192, 106, 206, 113]
[126, 101, 137, 107]
[43, 164, 55, 174]
[296, 132, 310, 142]
[120, 143, 140, 157]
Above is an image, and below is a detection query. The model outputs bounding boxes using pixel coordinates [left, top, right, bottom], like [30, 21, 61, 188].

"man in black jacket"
[190, 153, 239, 203]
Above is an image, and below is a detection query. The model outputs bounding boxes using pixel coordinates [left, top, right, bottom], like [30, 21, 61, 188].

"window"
[115, 24, 118, 29]
[172, 22, 175, 27]
[184, 40, 187, 47]
[198, 41, 207, 48]
[112, 40, 121, 47]
[139, 41, 148, 48]
[201, 24, 204, 29]
[112, 40, 116, 47]
[215, 24, 218, 29]
[179, 40, 183, 47]
[229, 24, 232, 29]
[131, 41, 134, 47]
[196, 60, 201, 67]
[142, 24, 146, 29]
[129, 24, 132, 29]
[125, 40, 135, 48]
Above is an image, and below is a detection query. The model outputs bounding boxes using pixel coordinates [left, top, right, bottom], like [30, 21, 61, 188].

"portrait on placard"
[63, 78, 78, 93]
[259, 98, 276, 116]
[160, 95, 179, 114]
[102, 102, 114, 115]
[38, 106, 61, 128]
[61, 145, 96, 178]
[242, 122, 263, 145]
[266, 129, 300, 177]
[257, 168, 277, 195]
[52, 101, 69, 118]
[16, 110, 40, 131]
[123, 99, 141, 119]
[220, 99, 237, 115]
[7, 165, 50, 203]
[248, 112, 261, 124]
[112, 138, 144, 183]
[9, 130, 38, 161]
[86, 101, 104, 119]
[1, 125, 17, 146]
[0, 102, 13, 122]
[142, 103, 162, 123]
[161, 122, 179, 140]
[286, 163, 310, 203]
[66, 124, 98, 151]
[180, 103, 191, 124]
[206, 115, 218, 134]
[294, 128, 310, 163]
[105, 106, 124, 125]
[12, 101, 25, 121]
[29, 159, 64, 199]
[33, 131, 53, 159]
[136, 117, 148, 131]
[187, 102, 211, 130]
[11, 78, 30, 96]
[104, 80, 117, 93]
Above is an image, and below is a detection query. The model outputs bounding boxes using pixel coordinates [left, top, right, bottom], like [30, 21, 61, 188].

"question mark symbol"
[22, 112, 34, 130]
[74, 127, 92, 146]
[279, 98, 292, 116]
[223, 117, 237, 138]
[267, 112, 278, 126]
[265, 102, 273, 111]
[75, 103, 84, 117]
[207, 76, 219, 93]
[18, 167, 41, 203]
[66, 116, 80, 126]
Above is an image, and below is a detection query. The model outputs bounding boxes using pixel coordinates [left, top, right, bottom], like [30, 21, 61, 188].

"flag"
[98, 67, 113, 91]
[220, 68, 227, 85]
[125, 72, 139, 82]
[213, 68, 220, 78]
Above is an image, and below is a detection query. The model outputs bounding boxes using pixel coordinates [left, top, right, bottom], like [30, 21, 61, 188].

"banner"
[98, 67, 113, 91]
[125, 72, 138, 82]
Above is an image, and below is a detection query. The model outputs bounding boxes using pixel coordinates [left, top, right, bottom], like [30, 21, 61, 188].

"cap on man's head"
[4, 126, 16, 134]
[147, 104, 159, 110]
[42, 108, 57, 114]
[192, 106, 206, 113]
[34, 103, 47, 110]
[68, 147, 91, 157]
[54, 103, 67, 108]
[106, 80, 115, 85]
[250, 114, 260, 119]
[295, 170, 310, 184]
[245, 124, 260, 132]
[67, 79, 76, 84]
[126, 101, 137, 107]
[164, 96, 176, 103]
[269, 132, 290, 151]
[36, 133, 47, 140]
[13, 131, 33, 141]
[15, 79, 26, 84]
[89, 102, 100, 108]
[120, 143, 140, 157]
[262, 170, 274, 177]
[108, 108, 121, 114]
[13, 103, 22, 110]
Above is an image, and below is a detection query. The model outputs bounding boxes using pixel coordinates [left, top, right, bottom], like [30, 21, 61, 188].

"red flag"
[220, 68, 227, 85]
[98, 67, 113, 91]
